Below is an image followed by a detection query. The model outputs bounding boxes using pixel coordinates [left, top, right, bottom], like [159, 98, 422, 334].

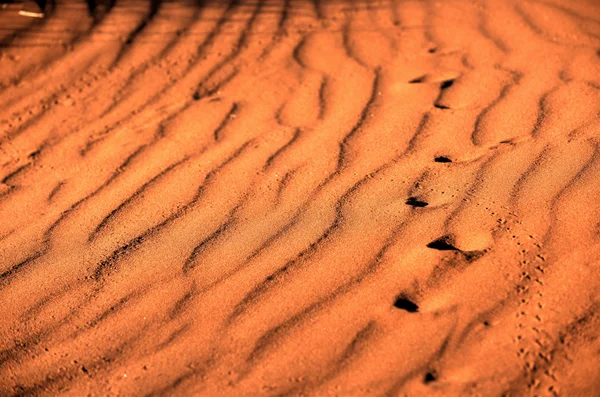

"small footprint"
[393, 296, 419, 313]
[426, 236, 457, 251]
[405, 197, 429, 208]
[423, 371, 437, 384]
[434, 156, 453, 163]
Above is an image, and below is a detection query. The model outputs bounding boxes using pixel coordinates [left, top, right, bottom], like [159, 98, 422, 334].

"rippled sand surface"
[1, 0, 599, 395]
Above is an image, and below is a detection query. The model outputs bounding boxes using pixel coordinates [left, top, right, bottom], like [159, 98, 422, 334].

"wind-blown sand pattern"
[1, 0, 599, 395]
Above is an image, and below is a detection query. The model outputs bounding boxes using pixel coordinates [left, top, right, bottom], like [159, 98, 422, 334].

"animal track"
[423, 371, 437, 384]
[434, 156, 453, 163]
[427, 236, 458, 251]
[393, 296, 419, 313]
[405, 197, 429, 208]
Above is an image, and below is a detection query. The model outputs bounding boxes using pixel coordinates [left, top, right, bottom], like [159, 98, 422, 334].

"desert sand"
[0, 0, 599, 395]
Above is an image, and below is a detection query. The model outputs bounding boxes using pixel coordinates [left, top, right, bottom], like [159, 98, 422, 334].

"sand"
[1, 0, 599, 395]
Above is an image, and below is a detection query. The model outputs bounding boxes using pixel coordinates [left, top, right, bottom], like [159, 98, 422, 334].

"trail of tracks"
[1, 0, 599, 395]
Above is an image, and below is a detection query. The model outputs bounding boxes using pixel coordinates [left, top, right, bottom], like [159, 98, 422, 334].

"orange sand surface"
[1, 0, 600, 395]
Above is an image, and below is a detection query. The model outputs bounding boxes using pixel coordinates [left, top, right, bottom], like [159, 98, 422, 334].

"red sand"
[1, 0, 600, 395]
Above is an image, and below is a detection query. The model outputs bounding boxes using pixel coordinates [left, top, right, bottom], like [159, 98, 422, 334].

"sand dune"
[1, 0, 599, 395]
